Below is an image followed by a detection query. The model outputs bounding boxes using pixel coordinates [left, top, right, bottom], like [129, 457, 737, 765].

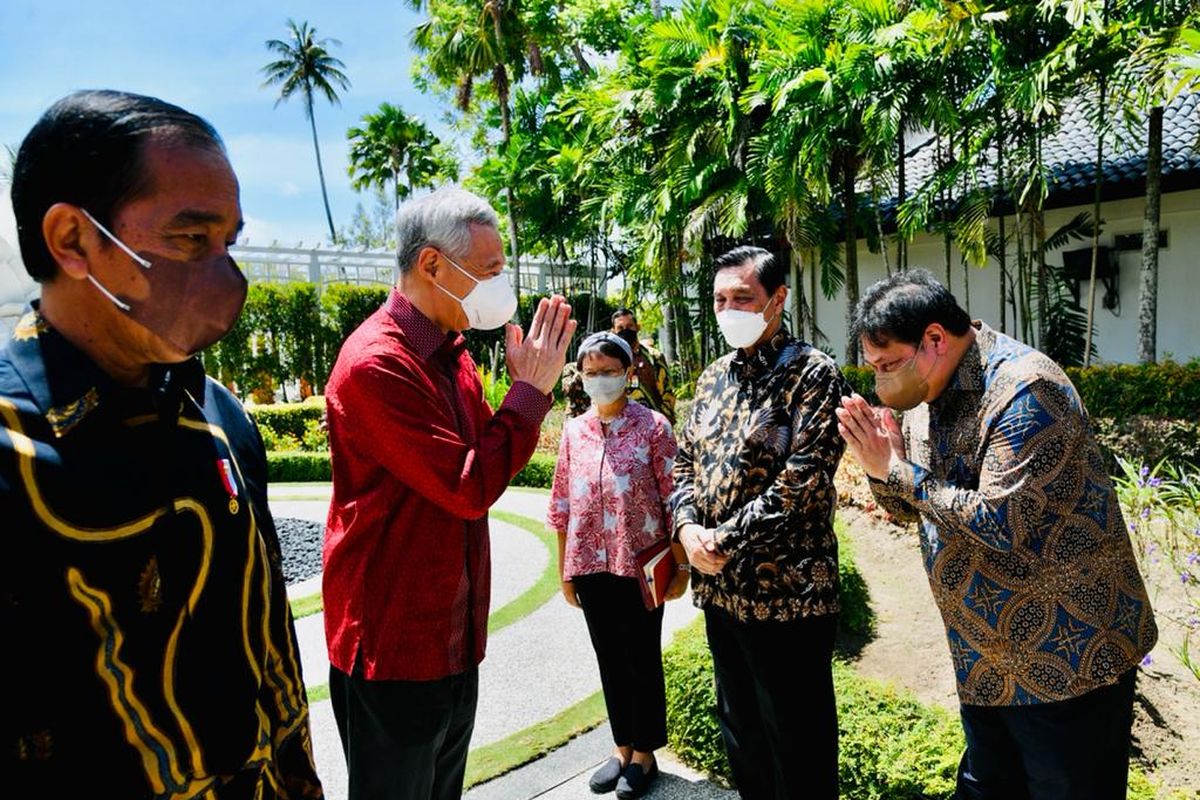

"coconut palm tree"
[346, 103, 458, 212]
[411, 0, 528, 297]
[262, 19, 351, 245]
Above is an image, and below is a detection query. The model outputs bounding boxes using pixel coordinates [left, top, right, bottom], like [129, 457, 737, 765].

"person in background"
[611, 308, 676, 426]
[837, 268, 1156, 800]
[323, 186, 576, 800]
[3, 89, 321, 798]
[548, 331, 687, 799]
[670, 246, 849, 800]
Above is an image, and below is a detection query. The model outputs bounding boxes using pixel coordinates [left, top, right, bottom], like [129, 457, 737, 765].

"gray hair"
[396, 186, 499, 273]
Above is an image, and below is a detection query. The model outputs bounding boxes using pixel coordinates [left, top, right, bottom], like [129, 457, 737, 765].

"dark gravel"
[274, 517, 324, 585]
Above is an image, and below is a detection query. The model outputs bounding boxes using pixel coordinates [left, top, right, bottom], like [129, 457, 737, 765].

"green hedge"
[511, 452, 556, 489]
[841, 366, 879, 405]
[267, 451, 331, 483]
[249, 397, 326, 441]
[204, 282, 389, 401]
[664, 617, 961, 798]
[266, 450, 559, 487]
[840, 361, 1200, 421]
[1065, 360, 1200, 420]
[837, 530, 874, 639]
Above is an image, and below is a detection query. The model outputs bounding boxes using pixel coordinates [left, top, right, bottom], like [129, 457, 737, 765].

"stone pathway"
[267, 485, 706, 800]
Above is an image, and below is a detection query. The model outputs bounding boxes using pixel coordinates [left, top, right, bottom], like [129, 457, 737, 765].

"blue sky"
[0, 0, 456, 248]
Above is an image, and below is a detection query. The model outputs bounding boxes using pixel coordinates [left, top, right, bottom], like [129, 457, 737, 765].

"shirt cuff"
[503, 381, 553, 425]
[883, 459, 929, 501]
[672, 506, 699, 539]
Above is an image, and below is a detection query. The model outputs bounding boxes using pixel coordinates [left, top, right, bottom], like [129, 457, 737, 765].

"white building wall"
[809, 189, 1200, 365]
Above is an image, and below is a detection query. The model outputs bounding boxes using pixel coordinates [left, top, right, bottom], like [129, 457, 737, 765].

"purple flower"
[1188, 552, 1200, 566]
[1183, 571, 1193, 585]
[1140, 507, 1152, 520]
[1149, 477, 1163, 488]
[1147, 543, 1159, 555]
[1141, 654, 1154, 667]
[1140, 465, 1150, 478]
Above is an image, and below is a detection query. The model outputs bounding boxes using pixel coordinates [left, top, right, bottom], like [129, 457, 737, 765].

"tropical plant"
[261, 19, 351, 245]
[346, 102, 458, 212]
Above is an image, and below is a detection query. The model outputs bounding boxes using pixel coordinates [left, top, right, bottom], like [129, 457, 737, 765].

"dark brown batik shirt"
[870, 322, 1157, 706]
[670, 331, 849, 622]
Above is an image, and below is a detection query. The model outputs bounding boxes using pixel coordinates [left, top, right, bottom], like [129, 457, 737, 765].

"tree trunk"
[941, 132, 952, 287]
[1083, 0, 1109, 366]
[842, 149, 860, 365]
[872, 174, 891, 276]
[1083, 86, 1106, 367]
[490, 2, 522, 312]
[1138, 105, 1163, 364]
[897, 124, 906, 271]
[307, 94, 338, 244]
[994, 102, 1007, 334]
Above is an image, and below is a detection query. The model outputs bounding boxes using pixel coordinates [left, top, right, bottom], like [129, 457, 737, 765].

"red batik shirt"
[323, 290, 549, 681]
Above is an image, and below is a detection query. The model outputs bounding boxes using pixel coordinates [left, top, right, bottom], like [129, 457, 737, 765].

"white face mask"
[717, 297, 777, 349]
[433, 251, 518, 330]
[582, 374, 627, 406]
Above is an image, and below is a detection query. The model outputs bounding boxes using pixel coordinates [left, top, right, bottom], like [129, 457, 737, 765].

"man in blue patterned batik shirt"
[837, 269, 1156, 800]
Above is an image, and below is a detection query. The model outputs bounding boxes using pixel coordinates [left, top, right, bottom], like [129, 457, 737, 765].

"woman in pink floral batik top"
[547, 331, 687, 799]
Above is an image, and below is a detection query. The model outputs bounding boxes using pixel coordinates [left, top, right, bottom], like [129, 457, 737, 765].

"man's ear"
[42, 203, 97, 282]
[414, 245, 440, 281]
[924, 323, 948, 354]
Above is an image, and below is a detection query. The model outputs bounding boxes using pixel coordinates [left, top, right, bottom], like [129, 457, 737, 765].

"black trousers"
[955, 667, 1138, 800]
[330, 662, 478, 800]
[705, 607, 839, 800]
[573, 572, 668, 752]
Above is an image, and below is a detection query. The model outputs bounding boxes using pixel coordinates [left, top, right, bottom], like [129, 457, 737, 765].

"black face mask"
[83, 209, 248, 355]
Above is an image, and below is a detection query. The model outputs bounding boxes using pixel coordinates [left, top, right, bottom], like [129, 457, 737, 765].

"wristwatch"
[676, 563, 691, 572]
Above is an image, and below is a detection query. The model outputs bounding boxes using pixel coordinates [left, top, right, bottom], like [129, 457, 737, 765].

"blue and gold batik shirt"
[870, 321, 1157, 706]
[1, 306, 322, 799]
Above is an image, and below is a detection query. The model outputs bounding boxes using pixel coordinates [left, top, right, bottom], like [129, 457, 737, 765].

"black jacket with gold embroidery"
[1, 307, 322, 799]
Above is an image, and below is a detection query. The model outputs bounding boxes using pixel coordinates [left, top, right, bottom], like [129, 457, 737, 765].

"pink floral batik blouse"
[547, 401, 677, 580]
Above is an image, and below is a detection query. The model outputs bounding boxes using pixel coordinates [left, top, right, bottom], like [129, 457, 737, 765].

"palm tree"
[412, 0, 527, 298]
[262, 19, 351, 245]
[346, 103, 458, 212]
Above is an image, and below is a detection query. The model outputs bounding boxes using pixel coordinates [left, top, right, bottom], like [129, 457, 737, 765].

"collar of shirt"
[6, 303, 207, 438]
[931, 320, 990, 410]
[582, 400, 635, 435]
[729, 329, 793, 381]
[385, 288, 463, 363]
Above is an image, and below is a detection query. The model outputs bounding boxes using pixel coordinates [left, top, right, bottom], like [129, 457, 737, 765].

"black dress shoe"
[589, 757, 624, 793]
[615, 758, 658, 799]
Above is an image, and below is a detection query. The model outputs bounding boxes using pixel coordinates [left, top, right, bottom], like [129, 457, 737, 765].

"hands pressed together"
[505, 295, 577, 395]
[678, 524, 729, 576]
[835, 394, 907, 481]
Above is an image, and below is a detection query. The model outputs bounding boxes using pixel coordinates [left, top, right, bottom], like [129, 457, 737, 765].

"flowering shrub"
[1116, 459, 1200, 682]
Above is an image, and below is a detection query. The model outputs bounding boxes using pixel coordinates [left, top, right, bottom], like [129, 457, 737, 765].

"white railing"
[230, 244, 608, 296]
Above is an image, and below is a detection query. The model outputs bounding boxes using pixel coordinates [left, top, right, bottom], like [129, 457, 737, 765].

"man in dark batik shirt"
[2, 91, 321, 799]
[837, 269, 1155, 800]
[670, 246, 848, 800]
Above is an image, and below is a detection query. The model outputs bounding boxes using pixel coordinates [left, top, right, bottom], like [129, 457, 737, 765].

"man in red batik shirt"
[323, 186, 575, 800]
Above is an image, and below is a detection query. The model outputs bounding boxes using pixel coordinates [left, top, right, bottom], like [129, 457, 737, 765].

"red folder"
[635, 538, 677, 611]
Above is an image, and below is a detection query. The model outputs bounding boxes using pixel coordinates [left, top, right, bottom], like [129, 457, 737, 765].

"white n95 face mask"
[434, 252, 518, 330]
[717, 297, 777, 349]
[582, 375, 627, 405]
